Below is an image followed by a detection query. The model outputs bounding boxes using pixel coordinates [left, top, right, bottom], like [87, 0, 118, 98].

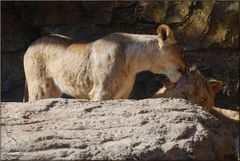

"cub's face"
[186, 79, 222, 111]
[181, 80, 215, 111]
[155, 24, 186, 83]
[157, 70, 223, 111]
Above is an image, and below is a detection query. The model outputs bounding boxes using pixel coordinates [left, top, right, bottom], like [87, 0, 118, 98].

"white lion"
[23, 24, 186, 101]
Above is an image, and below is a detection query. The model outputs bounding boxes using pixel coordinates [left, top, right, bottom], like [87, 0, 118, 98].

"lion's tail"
[23, 81, 29, 102]
[211, 106, 239, 123]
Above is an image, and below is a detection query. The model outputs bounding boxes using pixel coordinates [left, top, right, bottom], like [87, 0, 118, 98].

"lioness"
[23, 24, 186, 101]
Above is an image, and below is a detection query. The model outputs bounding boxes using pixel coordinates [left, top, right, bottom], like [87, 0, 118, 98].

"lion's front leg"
[89, 84, 113, 101]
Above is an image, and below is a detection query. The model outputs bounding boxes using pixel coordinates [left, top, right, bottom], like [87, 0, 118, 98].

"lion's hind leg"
[28, 77, 61, 101]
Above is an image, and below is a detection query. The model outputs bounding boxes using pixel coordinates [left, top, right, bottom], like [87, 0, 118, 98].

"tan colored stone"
[1, 98, 236, 160]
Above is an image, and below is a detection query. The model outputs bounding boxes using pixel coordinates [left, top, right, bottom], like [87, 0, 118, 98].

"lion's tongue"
[176, 75, 186, 89]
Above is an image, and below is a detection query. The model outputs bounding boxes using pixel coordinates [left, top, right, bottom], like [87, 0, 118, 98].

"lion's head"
[153, 68, 223, 111]
[153, 24, 186, 83]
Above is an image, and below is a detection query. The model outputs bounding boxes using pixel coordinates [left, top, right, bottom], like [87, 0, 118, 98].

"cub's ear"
[209, 80, 223, 95]
[157, 24, 175, 48]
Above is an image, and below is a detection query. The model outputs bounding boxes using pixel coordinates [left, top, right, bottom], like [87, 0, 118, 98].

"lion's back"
[25, 34, 74, 57]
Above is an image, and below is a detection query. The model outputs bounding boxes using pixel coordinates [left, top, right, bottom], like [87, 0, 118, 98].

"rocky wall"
[1, 1, 239, 109]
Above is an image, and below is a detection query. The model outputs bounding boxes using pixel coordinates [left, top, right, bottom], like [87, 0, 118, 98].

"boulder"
[1, 98, 236, 160]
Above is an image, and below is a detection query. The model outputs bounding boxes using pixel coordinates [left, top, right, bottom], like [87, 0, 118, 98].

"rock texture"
[1, 98, 236, 160]
[1, 1, 239, 110]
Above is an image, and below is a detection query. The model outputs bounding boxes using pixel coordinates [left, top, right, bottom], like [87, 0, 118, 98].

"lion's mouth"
[167, 71, 182, 83]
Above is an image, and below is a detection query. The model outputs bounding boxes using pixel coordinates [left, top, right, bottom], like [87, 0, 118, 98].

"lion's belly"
[55, 79, 93, 99]
[47, 54, 94, 99]
[51, 70, 93, 99]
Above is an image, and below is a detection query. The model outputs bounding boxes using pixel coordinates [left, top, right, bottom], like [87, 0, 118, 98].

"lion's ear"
[157, 24, 175, 48]
[209, 80, 223, 95]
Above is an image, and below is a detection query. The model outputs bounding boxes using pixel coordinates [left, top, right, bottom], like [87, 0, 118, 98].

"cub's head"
[154, 24, 186, 83]
[153, 68, 223, 111]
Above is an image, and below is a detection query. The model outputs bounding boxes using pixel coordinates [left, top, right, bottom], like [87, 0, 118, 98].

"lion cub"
[153, 68, 222, 110]
[24, 24, 186, 101]
[153, 68, 239, 122]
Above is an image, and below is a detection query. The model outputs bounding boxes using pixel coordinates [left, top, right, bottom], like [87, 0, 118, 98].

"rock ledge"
[1, 98, 235, 160]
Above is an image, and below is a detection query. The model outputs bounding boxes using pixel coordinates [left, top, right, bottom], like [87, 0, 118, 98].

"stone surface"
[1, 98, 236, 160]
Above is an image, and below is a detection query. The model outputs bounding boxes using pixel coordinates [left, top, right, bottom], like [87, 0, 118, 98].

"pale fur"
[24, 25, 186, 101]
